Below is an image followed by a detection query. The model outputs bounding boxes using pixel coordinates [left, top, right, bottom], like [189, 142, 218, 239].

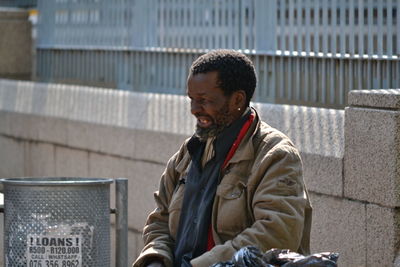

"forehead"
[187, 71, 223, 96]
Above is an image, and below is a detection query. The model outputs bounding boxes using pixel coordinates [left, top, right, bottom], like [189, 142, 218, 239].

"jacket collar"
[225, 107, 260, 165]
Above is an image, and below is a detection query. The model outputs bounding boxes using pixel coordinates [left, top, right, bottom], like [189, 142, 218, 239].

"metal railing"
[37, 47, 400, 108]
[35, 0, 400, 108]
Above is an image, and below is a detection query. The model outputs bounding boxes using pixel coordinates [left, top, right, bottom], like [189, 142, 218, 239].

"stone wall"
[0, 79, 398, 266]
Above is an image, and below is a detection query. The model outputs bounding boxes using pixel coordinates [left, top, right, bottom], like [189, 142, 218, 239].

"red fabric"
[206, 112, 255, 251]
[221, 112, 255, 170]
[206, 224, 215, 251]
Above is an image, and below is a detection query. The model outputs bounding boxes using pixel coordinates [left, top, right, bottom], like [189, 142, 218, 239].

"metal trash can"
[1, 177, 120, 267]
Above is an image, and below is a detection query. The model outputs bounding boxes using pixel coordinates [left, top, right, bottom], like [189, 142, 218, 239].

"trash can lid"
[0, 177, 114, 186]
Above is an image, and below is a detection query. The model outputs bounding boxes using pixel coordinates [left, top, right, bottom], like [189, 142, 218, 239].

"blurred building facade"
[8, 0, 400, 108]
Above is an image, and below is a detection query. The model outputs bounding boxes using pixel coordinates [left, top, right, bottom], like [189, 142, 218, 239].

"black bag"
[210, 246, 339, 267]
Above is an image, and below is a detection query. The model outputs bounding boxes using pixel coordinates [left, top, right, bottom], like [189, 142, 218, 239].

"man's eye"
[192, 99, 206, 105]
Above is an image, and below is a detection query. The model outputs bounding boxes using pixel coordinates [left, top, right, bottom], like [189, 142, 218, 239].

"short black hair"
[189, 49, 257, 106]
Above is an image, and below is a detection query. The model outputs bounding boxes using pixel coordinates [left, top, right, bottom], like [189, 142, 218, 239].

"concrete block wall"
[344, 89, 400, 266]
[0, 79, 399, 266]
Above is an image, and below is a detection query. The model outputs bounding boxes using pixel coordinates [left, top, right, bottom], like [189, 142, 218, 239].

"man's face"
[187, 71, 238, 141]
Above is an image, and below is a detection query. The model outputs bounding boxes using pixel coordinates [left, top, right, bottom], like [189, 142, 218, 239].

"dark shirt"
[173, 111, 251, 267]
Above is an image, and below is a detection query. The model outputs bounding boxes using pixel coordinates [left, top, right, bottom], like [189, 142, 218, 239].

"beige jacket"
[133, 113, 312, 267]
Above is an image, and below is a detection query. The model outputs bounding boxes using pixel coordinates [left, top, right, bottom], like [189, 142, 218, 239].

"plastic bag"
[263, 248, 339, 267]
[210, 246, 339, 267]
[210, 246, 273, 267]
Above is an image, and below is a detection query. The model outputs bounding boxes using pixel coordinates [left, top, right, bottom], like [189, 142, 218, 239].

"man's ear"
[232, 90, 246, 108]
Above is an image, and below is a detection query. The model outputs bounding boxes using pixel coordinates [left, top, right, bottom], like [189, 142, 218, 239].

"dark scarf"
[173, 110, 251, 267]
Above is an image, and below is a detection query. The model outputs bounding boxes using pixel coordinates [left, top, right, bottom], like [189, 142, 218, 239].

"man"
[133, 49, 312, 267]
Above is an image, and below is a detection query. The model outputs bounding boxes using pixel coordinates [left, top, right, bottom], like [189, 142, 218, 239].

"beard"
[194, 103, 235, 141]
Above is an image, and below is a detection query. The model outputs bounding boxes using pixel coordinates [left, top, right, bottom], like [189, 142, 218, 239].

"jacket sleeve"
[132, 147, 184, 267]
[190, 142, 309, 267]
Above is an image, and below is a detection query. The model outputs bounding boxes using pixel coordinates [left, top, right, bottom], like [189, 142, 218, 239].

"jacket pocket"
[215, 181, 249, 236]
[168, 179, 185, 240]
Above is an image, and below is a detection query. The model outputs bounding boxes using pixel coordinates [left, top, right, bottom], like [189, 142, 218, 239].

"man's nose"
[190, 101, 202, 115]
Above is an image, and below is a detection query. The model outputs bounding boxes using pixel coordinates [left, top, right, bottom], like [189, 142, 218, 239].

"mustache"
[195, 114, 214, 121]
[194, 112, 210, 117]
